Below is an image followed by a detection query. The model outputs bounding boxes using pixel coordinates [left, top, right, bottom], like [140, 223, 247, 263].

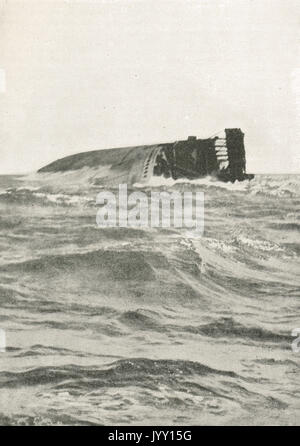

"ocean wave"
[0, 173, 299, 425]
[1, 174, 299, 210]
[0, 358, 237, 390]
[268, 222, 300, 232]
[185, 317, 291, 344]
[0, 216, 22, 230]
[234, 235, 285, 253]
[116, 310, 291, 345]
[119, 310, 165, 332]
[0, 249, 157, 281]
[134, 174, 252, 192]
[134, 174, 300, 198]
[0, 187, 94, 207]
[248, 175, 300, 198]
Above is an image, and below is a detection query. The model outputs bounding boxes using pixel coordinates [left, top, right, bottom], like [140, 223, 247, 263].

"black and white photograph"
[0, 0, 299, 428]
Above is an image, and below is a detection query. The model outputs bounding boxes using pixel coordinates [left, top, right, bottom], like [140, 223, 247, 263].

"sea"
[0, 173, 299, 425]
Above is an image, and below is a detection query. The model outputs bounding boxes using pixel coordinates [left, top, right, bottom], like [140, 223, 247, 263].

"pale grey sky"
[0, 0, 299, 174]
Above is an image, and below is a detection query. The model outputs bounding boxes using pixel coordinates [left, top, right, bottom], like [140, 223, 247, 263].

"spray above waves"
[5, 172, 299, 205]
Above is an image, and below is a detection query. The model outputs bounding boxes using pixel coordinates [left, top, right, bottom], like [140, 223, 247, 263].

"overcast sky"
[0, 0, 299, 174]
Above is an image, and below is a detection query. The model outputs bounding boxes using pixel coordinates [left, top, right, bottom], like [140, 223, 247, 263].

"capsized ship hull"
[38, 128, 254, 185]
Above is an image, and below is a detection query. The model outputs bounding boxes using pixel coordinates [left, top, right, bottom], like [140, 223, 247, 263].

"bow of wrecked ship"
[38, 128, 254, 185]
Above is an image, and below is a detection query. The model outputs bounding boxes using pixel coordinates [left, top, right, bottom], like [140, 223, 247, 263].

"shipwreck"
[39, 128, 254, 184]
